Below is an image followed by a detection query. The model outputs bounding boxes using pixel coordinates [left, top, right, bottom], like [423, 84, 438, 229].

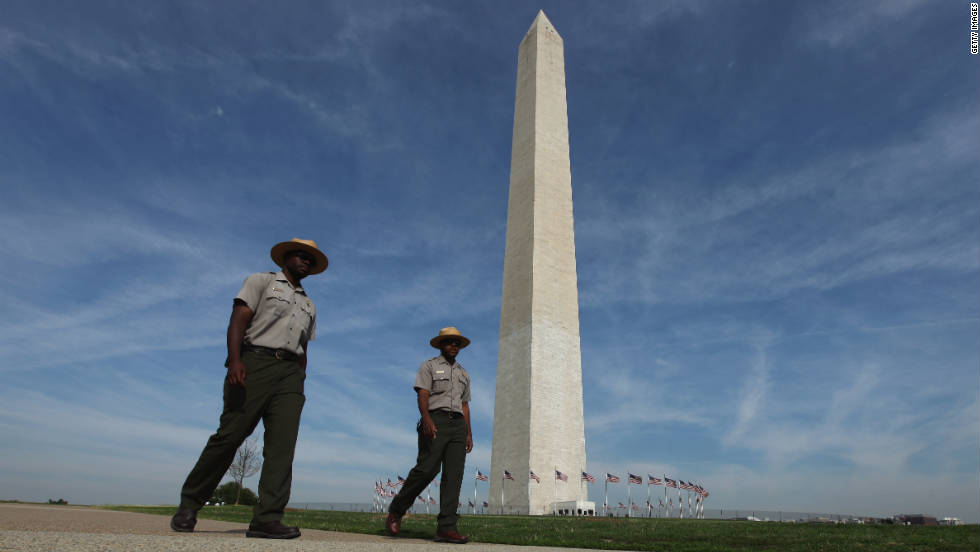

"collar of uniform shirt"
[274, 270, 305, 293]
[435, 355, 460, 367]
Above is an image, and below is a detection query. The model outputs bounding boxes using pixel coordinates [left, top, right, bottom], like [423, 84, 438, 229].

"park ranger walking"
[386, 327, 473, 544]
[171, 238, 327, 539]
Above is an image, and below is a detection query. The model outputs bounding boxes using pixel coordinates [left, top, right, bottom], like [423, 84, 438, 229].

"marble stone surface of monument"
[489, 10, 587, 516]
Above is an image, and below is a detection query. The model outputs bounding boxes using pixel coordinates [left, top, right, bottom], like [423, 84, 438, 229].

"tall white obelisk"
[489, 11, 586, 516]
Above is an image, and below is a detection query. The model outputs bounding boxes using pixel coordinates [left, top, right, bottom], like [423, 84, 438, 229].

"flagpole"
[679, 485, 683, 519]
[553, 466, 558, 516]
[699, 481, 705, 519]
[646, 478, 652, 518]
[474, 468, 478, 515]
[694, 484, 699, 519]
[677, 482, 682, 519]
[627, 479, 632, 517]
[664, 474, 669, 517]
[702, 482, 707, 519]
[604, 478, 608, 515]
[500, 473, 505, 515]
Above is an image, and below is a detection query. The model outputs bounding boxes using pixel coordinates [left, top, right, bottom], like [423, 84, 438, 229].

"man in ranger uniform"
[171, 238, 327, 539]
[386, 327, 473, 544]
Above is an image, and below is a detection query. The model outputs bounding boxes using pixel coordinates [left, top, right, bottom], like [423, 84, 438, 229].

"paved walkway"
[0, 503, 598, 552]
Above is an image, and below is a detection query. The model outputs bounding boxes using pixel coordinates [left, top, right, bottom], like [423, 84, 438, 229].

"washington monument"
[489, 11, 587, 516]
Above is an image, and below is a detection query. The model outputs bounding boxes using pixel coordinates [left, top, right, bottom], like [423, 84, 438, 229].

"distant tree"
[48, 498, 68, 505]
[215, 481, 257, 506]
[226, 437, 262, 505]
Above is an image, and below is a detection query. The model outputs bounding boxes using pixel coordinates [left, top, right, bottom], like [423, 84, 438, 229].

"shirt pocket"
[456, 372, 469, 399]
[264, 286, 291, 315]
[298, 300, 314, 337]
[431, 373, 451, 395]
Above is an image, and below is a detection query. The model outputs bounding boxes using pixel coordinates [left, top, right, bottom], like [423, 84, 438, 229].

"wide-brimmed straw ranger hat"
[270, 238, 329, 275]
[430, 326, 471, 349]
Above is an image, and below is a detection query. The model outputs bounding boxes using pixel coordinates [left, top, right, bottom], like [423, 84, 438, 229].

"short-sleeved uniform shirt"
[235, 271, 316, 356]
[413, 355, 470, 415]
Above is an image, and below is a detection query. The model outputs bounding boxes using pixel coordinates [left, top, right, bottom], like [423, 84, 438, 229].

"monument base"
[552, 500, 597, 516]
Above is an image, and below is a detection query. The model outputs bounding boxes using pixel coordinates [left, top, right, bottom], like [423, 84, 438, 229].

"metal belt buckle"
[274, 349, 285, 360]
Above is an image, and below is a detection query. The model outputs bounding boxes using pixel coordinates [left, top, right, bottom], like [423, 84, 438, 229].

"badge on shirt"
[436, 370, 445, 374]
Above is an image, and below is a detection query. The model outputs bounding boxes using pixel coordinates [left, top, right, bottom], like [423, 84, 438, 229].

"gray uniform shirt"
[235, 271, 316, 356]
[413, 355, 470, 414]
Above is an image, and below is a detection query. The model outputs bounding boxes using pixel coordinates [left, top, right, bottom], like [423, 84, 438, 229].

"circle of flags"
[372, 467, 710, 518]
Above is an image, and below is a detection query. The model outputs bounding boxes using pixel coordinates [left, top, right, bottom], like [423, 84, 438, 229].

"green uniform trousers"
[390, 410, 467, 531]
[179, 351, 306, 523]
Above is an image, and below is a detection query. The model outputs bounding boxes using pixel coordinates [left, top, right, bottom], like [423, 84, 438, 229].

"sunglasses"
[290, 251, 316, 265]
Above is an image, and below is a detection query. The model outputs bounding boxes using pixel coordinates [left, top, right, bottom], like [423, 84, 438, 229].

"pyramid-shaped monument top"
[526, 10, 562, 40]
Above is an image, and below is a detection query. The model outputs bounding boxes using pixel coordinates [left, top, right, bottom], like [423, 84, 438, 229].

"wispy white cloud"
[724, 344, 771, 446]
[577, 105, 979, 307]
[804, 0, 931, 48]
[585, 355, 712, 431]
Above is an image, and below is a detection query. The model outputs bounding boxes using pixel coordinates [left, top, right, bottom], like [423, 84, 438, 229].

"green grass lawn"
[105, 505, 978, 551]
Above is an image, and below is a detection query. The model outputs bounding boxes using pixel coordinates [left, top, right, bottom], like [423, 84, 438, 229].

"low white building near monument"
[553, 500, 596, 516]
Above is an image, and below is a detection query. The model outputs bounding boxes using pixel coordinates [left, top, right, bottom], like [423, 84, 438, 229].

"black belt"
[243, 345, 299, 361]
[430, 409, 464, 419]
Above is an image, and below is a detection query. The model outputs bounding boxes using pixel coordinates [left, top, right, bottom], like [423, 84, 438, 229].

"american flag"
[467, 500, 474, 507]
[632, 503, 639, 511]
[476, 470, 489, 481]
[669, 498, 673, 508]
[581, 471, 596, 483]
[606, 473, 620, 483]
[680, 480, 695, 490]
[530, 470, 541, 483]
[659, 499, 665, 508]
[482, 501, 489, 508]
[617, 502, 626, 509]
[555, 470, 568, 482]
[386, 478, 395, 488]
[665, 477, 678, 488]
[648, 475, 663, 486]
[417, 496, 426, 503]
[429, 497, 437, 504]
[628, 473, 642, 485]
[504, 470, 515, 480]
[395, 475, 406, 487]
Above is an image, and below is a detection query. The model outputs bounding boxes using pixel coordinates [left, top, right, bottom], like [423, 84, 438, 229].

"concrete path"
[0, 503, 599, 551]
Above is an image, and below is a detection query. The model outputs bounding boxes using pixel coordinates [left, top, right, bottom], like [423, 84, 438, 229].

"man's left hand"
[465, 434, 473, 454]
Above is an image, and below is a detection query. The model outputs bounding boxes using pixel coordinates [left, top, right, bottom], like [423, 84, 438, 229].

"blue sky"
[1, 0, 977, 522]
